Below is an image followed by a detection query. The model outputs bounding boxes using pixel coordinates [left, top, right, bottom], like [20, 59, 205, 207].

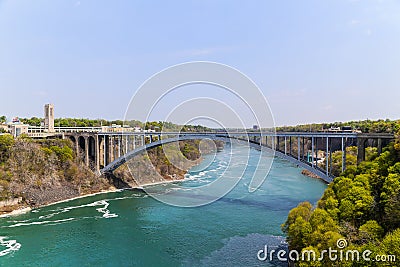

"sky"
[0, 0, 399, 127]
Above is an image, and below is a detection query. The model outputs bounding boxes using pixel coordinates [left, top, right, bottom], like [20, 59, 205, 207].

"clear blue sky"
[1, 0, 399, 126]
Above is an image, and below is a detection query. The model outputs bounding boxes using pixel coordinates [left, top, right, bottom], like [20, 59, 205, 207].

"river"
[0, 143, 327, 266]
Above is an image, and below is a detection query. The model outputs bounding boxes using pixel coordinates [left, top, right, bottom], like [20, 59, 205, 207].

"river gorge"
[0, 143, 327, 266]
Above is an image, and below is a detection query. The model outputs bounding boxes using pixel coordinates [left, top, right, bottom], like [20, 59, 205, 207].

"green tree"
[379, 228, 400, 263]
[0, 134, 14, 163]
[359, 220, 384, 242]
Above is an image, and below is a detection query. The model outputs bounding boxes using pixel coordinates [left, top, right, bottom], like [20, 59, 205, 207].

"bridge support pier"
[95, 135, 100, 172]
[357, 138, 367, 164]
[108, 136, 113, 164]
[297, 137, 301, 161]
[277, 136, 280, 152]
[316, 137, 319, 168]
[342, 137, 347, 172]
[73, 138, 79, 158]
[103, 135, 107, 167]
[84, 136, 89, 167]
[311, 136, 315, 167]
[284, 136, 287, 155]
[378, 138, 382, 155]
[326, 137, 329, 176]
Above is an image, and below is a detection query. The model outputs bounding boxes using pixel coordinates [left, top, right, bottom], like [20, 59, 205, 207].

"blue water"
[0, 144, 326, 266]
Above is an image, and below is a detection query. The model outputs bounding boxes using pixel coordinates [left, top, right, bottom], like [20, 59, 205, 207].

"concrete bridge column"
[95, 135, 100, 172]
[124, 136, 127, 154]
[271, 136, 275, 150]
[342, 137, 347, 172]
[357, 138, 367, 164]
[84, 136, 89, 167]
[329, 138, 332, 175]
[284, 136, 287, 155]
[277, 136, 280, 151]
[74, 137, 79, 157]
[289, 137, 292, 157]
[315, 137, 318, 168]
[297, 137, 301, 161]
[113, 136, 117, 161]
[326, 137, 329, 176]
[378, 138, 382, 155]
[103, 136, 107, 166]
[311, 136, 315, 167]
[108, 135, 113, 163]
[118, 135, 121, 158]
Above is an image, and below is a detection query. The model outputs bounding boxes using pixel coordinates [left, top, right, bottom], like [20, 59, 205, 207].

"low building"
[9, 123, 29, 137]
[100, 124, 135, 133]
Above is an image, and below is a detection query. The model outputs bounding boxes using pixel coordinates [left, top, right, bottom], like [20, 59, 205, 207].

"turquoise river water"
[0, 143, 327, 266]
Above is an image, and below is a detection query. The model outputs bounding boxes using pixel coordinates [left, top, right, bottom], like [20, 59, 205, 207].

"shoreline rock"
[301, 169, 322, 180]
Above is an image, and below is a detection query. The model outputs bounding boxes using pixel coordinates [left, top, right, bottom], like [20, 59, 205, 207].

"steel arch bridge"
[61, 131, 394, 184]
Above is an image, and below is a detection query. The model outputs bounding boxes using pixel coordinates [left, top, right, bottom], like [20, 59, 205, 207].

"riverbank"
[0, 175, 195, 218]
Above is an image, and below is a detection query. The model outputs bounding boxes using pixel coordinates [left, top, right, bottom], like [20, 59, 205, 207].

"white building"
[9, 123, 29, 137]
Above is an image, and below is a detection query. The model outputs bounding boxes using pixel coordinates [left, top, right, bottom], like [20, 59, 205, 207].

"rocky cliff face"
[0, 137, 111, 210]
[112, 139, 224, 187]
[0, 136, 224, 213]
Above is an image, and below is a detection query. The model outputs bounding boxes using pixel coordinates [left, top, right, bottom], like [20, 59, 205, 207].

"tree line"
[277, 119, 400, 133]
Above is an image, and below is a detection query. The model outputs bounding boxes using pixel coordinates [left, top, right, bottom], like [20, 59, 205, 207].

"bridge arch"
[101, 135, 261, 173]
[68, 135, 76, 144]
[101, 134, 336, 183]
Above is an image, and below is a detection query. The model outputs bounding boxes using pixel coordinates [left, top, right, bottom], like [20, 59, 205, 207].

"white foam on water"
[95, 200, 118, 218]
[0, 236, 21, 257]
[6, 199, 119, 228]
[7, 218, 75, 228]
[110, 196, 136, 201]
